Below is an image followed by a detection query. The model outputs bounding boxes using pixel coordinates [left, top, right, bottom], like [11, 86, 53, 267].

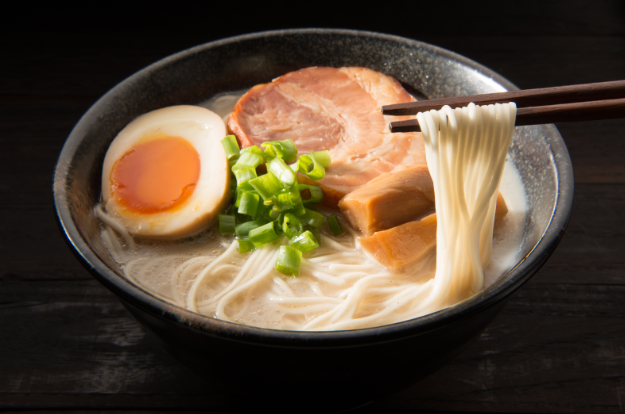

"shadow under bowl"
[53, 29, 574, 412]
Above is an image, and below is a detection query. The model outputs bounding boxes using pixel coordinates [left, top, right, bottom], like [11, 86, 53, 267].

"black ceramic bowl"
[53, 29, 574, 412]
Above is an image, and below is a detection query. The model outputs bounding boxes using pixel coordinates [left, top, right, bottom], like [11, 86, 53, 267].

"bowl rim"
[53, 28, 574, 348]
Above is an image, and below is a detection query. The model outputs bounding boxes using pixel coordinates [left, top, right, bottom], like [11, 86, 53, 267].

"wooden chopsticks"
[383, 80, 625, 133]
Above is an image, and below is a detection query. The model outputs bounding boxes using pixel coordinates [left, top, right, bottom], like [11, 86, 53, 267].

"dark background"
[2, 1, 625, 412]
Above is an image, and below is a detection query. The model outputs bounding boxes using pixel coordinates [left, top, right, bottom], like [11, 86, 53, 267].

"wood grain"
[4, 184, 623, 413]
[2, 5, 625, 412]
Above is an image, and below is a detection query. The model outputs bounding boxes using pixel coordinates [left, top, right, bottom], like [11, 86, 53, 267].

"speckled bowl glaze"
[54, 29, 574, 412]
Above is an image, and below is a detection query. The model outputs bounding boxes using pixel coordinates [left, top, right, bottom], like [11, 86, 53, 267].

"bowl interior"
[54, 29, 573, 340]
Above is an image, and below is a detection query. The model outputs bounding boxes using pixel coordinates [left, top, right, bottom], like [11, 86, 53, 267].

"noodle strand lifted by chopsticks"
[417, 103, 516, 310]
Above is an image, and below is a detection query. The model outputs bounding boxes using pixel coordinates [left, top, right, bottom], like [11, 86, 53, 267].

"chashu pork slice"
[359, 196, 509, 270]
[338, 164, 509, 237]
[359, 213, 438, 270]
[228, 67, 426, 197]
[338, 165, 435, 236]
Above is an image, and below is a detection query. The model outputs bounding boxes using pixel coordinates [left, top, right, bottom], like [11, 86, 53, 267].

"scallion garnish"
[238, 239, 255, 253]
[242, 144, 264, 157]
[290, 203, 307, 217]
[309, 186, 324, 204]
[299, 184, 323, 204]
[298, 208, 325, 229]
[268, 157, 297, 189]
[234, 166, 257, 188]
[297, 154, 325, 180]
[221, 135, 240, 163]
[219, 136, 341, 277]
[275, 191, 295, 212]
[282, 213, 303, 238]
[275, 246, 302, 277]
[288, 187, 303, 205]
[277, 140, 298, 162]
[267, 206, 281, 220]
[249, 172, 283, 202]
[326, 214, 344, 236]
[311, 150, 331, 167]
[218, 214, 236, 235]
[289, 230, 319, 253]
[233, 146, 264, 170]
[234, 188, 243, 208]
[262, 139, 297, 162]
[249, 221, 280, 246]
[236, 219, 268, 238]
[229, 175, 237, 198]
[238, 191, 260, 216]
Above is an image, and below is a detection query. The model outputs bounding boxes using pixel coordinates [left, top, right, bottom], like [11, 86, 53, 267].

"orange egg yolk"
[110, 137, 201, 214]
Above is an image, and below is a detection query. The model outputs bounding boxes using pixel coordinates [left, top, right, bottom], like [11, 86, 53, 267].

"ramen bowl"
[53, 29, 573, 412]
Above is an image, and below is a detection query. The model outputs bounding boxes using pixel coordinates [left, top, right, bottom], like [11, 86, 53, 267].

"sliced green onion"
[299, 184, 323, 204]
[234, 188, 243, 208]
[242, 144, 264, 156]
[275, 191, 294, 212]
[275, 246, 302, 277]
[229, 177, 237, 198]
[326, 214, 344, 236]
[261, 143, 277, 162]
[268, 157, 297, 189]
[249, 173, 283, 202]
[268, 207, 281, 220]
[262, 139, 298, 162]
[311, 150, 331, 167]
[289, 230, 319, 253]
[233, 152, 263, 171]
[220, 137, 333, 268]
[282, 213, 303, 238]
[254, 199, 267, 218]
[218, 214, 236, 235]
[277, 140, 298, 162]
[235, 212, 253, 224]
[238, 191, 259, 216]
[288, 187, 303, 205]
[290, 203, 307, 217]
[296, 155, 311, 174]
[310, 186, 324, 204]
[249, 221, 280, 246]
[298, 208, 325, 229]
[297, 154, 325, 181]
[234, 166, 257, 188]
[221, 135, 240, 162]
[298, 184, 311, 201]
[239, 180, 255, 192]
[233, 145, 264, 171]
[257, 204, 281, 221]
[238, 239, 255, 253]
[235, 219, 268, 238]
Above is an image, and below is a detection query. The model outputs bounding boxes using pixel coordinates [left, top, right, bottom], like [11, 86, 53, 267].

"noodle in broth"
[96, 95, 525, 331]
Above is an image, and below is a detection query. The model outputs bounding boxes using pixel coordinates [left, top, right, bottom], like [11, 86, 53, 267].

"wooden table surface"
[2, 2, 625, 413]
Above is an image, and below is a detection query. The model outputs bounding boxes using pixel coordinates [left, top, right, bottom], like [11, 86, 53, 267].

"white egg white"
[101, 105, 230, 239]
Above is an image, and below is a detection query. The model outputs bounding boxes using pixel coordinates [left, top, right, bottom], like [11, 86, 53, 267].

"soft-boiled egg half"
[101, 105, 230, 238]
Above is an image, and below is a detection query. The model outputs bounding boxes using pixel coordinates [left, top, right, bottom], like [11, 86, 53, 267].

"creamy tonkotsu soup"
[96, 67, 527, 331]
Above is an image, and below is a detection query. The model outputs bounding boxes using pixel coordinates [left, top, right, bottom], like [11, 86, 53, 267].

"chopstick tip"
[389, 120, 421, 133]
